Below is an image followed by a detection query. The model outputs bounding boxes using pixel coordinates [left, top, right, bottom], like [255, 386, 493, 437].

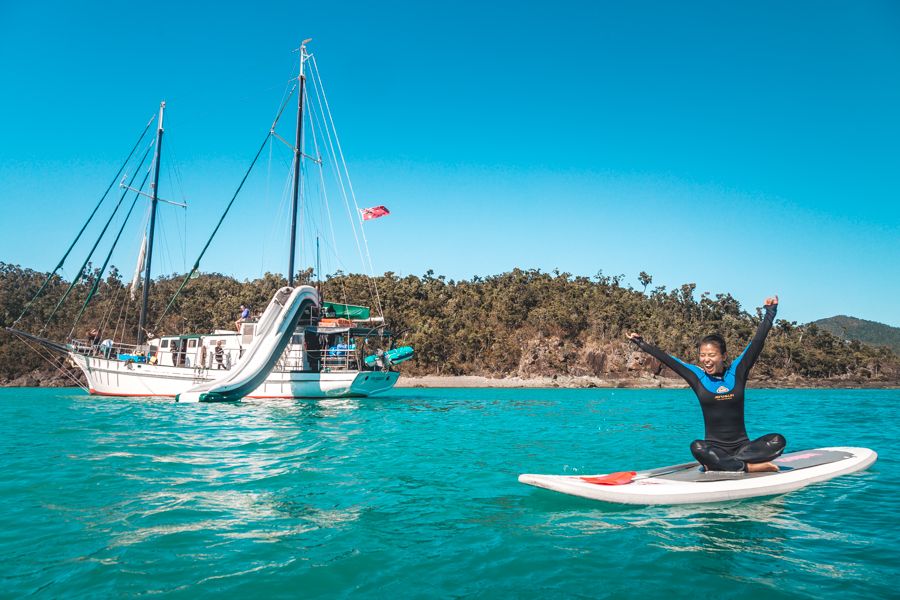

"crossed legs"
[690, 434, 786, 472]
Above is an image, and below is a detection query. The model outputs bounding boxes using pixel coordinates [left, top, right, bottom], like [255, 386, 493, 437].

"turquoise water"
[1, 387, 897, 598]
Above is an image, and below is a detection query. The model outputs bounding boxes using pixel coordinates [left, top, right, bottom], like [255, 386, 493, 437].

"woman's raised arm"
[627, 333, 700, 385]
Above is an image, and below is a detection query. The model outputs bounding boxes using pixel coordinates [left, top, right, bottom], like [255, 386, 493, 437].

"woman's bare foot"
[746, 461, 779, 473]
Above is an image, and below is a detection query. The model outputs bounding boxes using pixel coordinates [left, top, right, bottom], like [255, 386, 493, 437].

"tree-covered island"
[2, 262, 897, 387]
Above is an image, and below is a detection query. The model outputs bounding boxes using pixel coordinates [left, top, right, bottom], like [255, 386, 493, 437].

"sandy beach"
[395, 374, 686, 389]
[394, 374, 897, 389]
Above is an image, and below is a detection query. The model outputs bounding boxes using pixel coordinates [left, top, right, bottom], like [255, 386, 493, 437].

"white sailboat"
[9, 41, 412, 400]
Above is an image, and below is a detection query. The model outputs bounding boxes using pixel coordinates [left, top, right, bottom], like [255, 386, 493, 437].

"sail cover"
[130, 234, 147, 300]
[321, 302, 371, 320]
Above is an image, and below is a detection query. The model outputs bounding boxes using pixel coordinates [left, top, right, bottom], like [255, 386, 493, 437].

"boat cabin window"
[241, 324, 256, 345]
[161, 340, 170, 348]
[188, 339, 197, 348]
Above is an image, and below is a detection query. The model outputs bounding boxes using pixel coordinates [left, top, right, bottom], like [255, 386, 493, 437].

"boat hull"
[70, 354, 399, 399]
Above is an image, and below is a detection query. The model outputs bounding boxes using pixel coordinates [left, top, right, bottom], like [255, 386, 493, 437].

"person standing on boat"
[235, 304, 250, 331]
[214, 341, 226, 370]
[88, 328, 101, 353]
[626, 296, 785, 473]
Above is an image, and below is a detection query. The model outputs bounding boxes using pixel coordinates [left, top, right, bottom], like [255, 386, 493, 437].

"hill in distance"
[812, 315, 900, 355]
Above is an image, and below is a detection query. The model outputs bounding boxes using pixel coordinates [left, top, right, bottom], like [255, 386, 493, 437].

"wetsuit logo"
[716, 385, 730, 394]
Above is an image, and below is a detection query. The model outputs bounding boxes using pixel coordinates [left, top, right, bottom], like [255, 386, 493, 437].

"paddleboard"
[518, 447, 877, 505]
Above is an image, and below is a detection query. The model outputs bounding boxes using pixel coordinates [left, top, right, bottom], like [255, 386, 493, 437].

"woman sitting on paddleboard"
[627, 296, 785, 473]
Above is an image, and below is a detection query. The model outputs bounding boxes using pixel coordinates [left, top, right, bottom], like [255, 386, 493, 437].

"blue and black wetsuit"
[630, 305, 785, 471]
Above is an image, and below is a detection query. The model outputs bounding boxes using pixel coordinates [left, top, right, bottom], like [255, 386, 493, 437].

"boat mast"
[316, 236, 321, 294]
[137, 101, 165, 346]
[288, 39, 311, 287]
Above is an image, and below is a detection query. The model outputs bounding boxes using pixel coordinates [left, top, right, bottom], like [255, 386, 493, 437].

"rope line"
[310, 56, 385, 319]
[151, 130, 273, 331]
[15, 114, 156, 325]
[40, 140, 156, 334]
[306, 88, 350, 306]
[69, 164, 152, 337]
[12, 333, 88, 392]
[151, 85, 297, 331]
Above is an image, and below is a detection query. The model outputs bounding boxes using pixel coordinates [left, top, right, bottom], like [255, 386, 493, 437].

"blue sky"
[1, 1, 898, 326]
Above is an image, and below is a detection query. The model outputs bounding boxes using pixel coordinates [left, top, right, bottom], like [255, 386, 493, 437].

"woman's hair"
[698, 334, 727, 354]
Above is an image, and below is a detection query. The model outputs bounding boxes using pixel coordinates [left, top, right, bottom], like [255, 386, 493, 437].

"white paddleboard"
[518, 447, 877, 505]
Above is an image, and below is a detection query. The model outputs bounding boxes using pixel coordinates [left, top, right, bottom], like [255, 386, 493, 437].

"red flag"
[360, 205, 390, 221]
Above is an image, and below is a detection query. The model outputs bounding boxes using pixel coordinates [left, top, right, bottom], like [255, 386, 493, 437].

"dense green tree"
[1, 261, 897, 385]
[638, 271, 652, 293]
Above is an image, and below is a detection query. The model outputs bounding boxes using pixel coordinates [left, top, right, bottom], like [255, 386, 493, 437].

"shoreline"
[1, 372, 896, 390]
[395, 374, 899, 389]
[394, 375, 682, 389]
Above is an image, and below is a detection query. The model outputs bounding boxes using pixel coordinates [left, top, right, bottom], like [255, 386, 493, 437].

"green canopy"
[322, 301, 371, 320]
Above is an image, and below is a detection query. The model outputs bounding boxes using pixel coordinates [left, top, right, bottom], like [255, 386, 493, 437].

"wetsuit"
[630, 304, 785, 471]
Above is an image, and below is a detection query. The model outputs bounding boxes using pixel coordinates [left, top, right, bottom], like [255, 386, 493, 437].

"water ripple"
[0, 387, 896, 598]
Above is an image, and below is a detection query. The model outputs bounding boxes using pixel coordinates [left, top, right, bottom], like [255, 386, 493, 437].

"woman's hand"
[764, 295, 779, 307]
[626, 332, 643, 342]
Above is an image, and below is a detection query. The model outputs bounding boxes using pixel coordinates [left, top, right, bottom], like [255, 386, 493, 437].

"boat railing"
[279, 345, 306, 371]
[70, 338, 141, 360]
[324, 348, 358, 371]
[305, 347, 360, 372]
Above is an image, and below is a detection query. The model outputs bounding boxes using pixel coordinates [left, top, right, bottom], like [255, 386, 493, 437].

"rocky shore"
[1, 367, 83, 388]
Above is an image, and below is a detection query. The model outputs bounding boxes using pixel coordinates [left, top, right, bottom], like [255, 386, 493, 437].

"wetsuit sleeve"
[734, 304, 777, 379]
[630, 337, 700, 386]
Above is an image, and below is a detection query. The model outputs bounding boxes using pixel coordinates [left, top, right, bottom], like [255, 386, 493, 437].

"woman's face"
[698, 342, 726, 375]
